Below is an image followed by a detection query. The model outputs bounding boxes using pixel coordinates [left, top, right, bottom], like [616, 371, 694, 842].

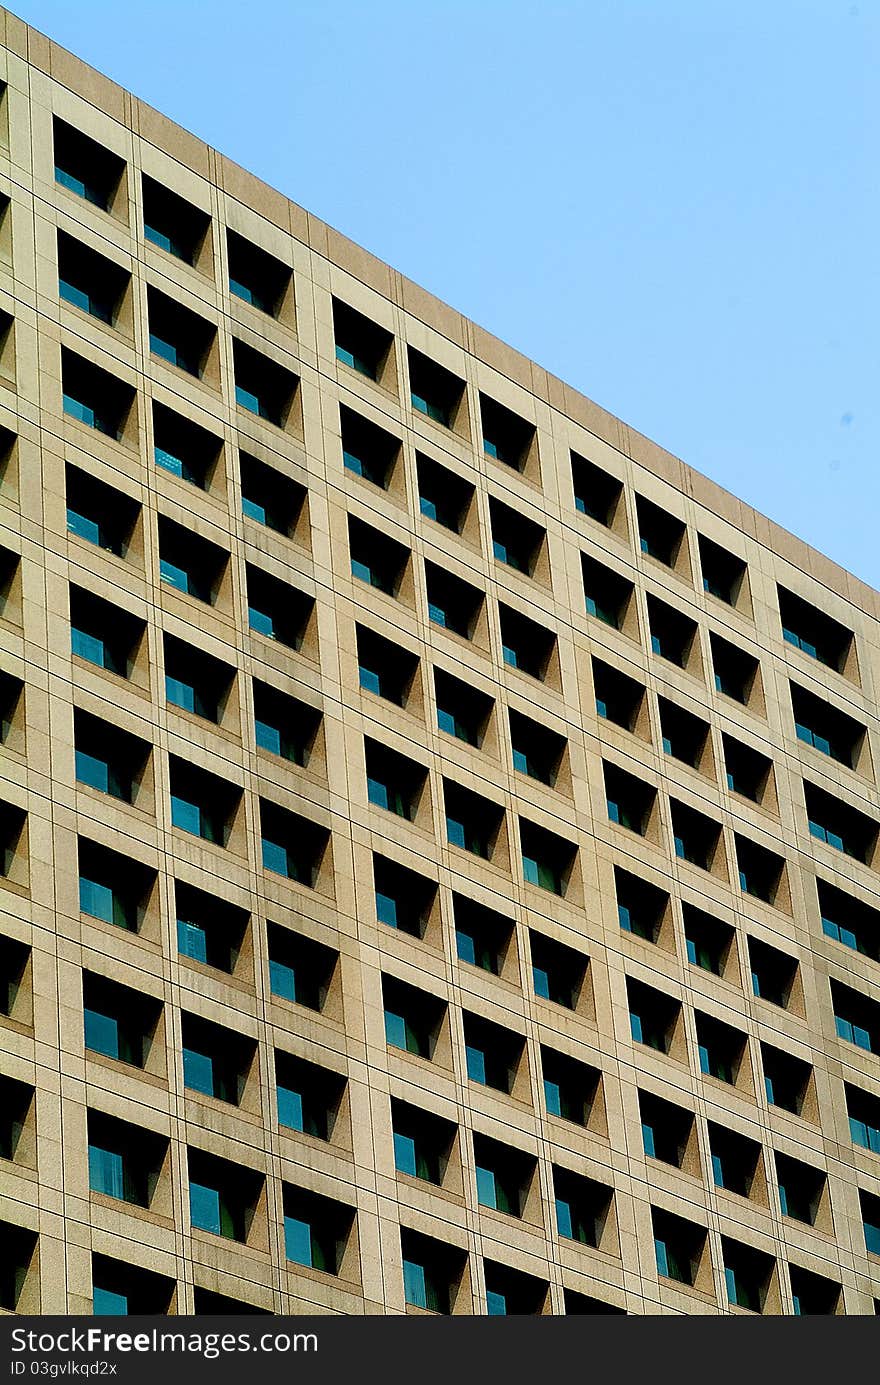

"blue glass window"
[93, 1286, 128, 1316]
[88, 1145, 125, 1199]
[177, 919, 208, 963]
[278, 1085, 304, 1131]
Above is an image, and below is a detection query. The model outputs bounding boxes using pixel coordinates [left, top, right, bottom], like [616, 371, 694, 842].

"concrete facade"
[2, 7, 880, 1315]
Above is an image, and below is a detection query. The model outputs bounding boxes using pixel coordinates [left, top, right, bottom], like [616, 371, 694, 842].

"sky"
[13, 0, 879, 586]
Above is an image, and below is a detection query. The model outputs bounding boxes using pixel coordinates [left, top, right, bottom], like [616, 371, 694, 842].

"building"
[1, 6, 879, 1319]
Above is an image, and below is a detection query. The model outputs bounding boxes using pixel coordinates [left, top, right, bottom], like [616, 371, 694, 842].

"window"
[520, 819, 576, 895]
[416, 453, 474, 532]
[284, 1185, 355, 1276]
[349, 515, 409, 595]
[425, 562, 483, 638]
[473, 1133, 534, 1217]
[65, 464, 139, 559]
[169, 757, 240, 846]
[77, 838, 154, 932]
[340, 405, 400, 488]
[479, 392, 536, 473]
[788, 1266, 841, 1316]
[453, 894, 513, 975]
[778, 585, 853, 675]
[0, 672, 24, 752]
[696, 1012, 746, 1086]
[147, 287, 215, 377]
[87, 1110, 166, 1207]
[627, 979, 680, 1054]
[0, 803, 25, 883]
[604, 762, 656, 835]
[639, 1090, 695, 1168]
[174, 880, 247, 975]
[158, 516, 228, 605]
[239, 453, 307, 536]
[651, 1208, 705, 1287]
[736, 834, 786, 906]
[443, 780, 504, 860]
[227, 230, 290, 315]
[356, 624, 419, 705]
[831, 980, 880, 1054]
[529, 930, 587, 1009]
[775, 1153, 826, 1226]
[509, 710, 565, 786]
[53, 118, 124, 212]
[818, 879, 880, 959]
[592, 658, 646, 732]
[571, 452, 624, 527]
[581, 554, 634, 631]
[91, 1255, 174, 1316]
[861, 1190, 880, 1257]
[710, 632, 760, 706]
[392, 1100, 455, 1186]
[193, 1289, 270, 1317]
[553, 1167, 612, 1249]
[70, 585, 144, 678]
[400, 1229, 464, 1314]
[698, 535, 747, 606]
[233, 339, 298, 426]
[670, 799, 722, 872]
[188, 1148, 262, 1244]
[616, 868, 669, 945]
[259, 799, 330, 888]
[498, 603, 557, 680]
[181, 1012, 255, 1106]
[483, 1260, 547, 1316]
[365, 738, 427, 820]
[749, 937, 799, 1009]
[709, 1123, 762, 1198]
[382, 975, 445, 1060]
[723, 734, 773, 803]
[761, 1043, 813, 1117]
[0, 547, 19, 625]
[564, 1290, 626, 1315]
[658, 699, 711, 770]
[489, 497, 546, 575]
[723, 1239, 775, 1313]
[58, 231, 128, 324]
[61, 348, 133, 440]
[804, 781, 877, 863]
[647, 595, 698, 670]
[74, 710, 149, 805]
[682, 903, 734, 976]
[790, 682, 864, 769]
[0, 935, 30, 1022]
[246, 566, 315, 649]
[434, 668, 493, 747]
[636, 495, 686, 568]
[0, 1074, 33, 1164]
[463, 1013, 525, 1095]
[164, 635, 234, 723]
[275, 1051, 345, 1140]
[143, 175, 209, 264]
[267, 925, 337, 1012]
[253, 680, 321, 767]
[152, 402, 221, 489]
[408, 348, 464, 428]
[374, 854, 437, 939]
[846, 1083, 880, 1155]
[541, 1047, 601, 1128]
[332, 298, 392, 380]
[82, 971, 161, 1071]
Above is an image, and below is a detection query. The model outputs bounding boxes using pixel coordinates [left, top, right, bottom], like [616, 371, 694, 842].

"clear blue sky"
[15, 0, 879, 586]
